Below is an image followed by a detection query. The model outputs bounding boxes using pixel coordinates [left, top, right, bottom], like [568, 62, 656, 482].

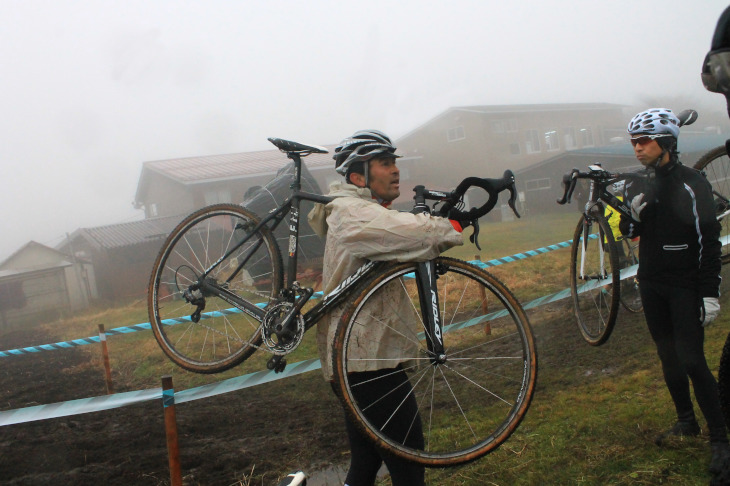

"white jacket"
[307, 182, 463, 380]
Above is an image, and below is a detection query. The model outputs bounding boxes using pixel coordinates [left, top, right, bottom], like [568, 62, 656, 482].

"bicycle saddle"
[268, 138, 329, 155]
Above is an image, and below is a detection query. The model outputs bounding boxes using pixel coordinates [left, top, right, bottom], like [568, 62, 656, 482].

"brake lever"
[556, 170, 579, 205]
[506, 178, 521, 218]
[469, 219, 481, 251]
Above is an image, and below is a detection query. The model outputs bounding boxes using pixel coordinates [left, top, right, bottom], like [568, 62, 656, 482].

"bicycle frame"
[191, 152, 448, 365]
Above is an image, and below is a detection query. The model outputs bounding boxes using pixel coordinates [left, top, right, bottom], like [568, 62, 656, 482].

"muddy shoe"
[276, 471, 307, 486]
[710, 443, 730, 475]
[654, 421, 701, 445]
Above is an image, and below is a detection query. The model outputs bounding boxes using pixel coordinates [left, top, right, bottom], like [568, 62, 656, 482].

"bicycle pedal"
[275, 358, 287, 373]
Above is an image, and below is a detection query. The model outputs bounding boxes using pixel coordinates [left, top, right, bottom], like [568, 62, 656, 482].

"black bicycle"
[147, 137, 537, 467]
[557, 166, 647, 345]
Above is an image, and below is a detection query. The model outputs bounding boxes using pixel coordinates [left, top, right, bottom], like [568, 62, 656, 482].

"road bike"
[557, 166, 646, 345]
[556, 109, 698, 346]
[147, 137, 537, 467]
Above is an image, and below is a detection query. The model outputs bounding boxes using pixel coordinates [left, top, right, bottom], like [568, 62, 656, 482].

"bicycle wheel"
[148, 203, 283, 373]
[694, 145, 730, 264]
[570, 213, 620, 346]
[618, 237, 642, 313]
[331, 257, 537, 467]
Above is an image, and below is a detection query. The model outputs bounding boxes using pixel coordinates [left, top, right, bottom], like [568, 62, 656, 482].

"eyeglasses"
[630, 134, 672, 147]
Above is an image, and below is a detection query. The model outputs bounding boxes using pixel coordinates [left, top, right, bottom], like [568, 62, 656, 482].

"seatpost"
[286, 153, 304, 289]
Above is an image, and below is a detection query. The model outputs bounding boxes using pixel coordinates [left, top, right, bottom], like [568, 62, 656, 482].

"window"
[492, 119, 518, 133]
[524, 178, 551, 191]
[580, 127, 594, 147]
[544, 129, 560, 151]
[149, 203, 158, 217]
[525, 129, 541, 153]
[204, 188, 232, 205]
[509, 143, 521, 155]
[447, 126, 465, 142]
[563, 127, 577, 149]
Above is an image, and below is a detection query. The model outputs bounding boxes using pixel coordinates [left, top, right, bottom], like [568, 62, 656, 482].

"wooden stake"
[97, 324, 114, 394]
[162, 375, 183, 486]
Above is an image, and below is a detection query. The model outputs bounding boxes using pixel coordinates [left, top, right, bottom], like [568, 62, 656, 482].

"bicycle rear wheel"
[694, 145, 730, 264]
[618, 237, 642, 313]
[148, 204, 283, 373]
[570, 213, 620, 346]
[331, 257, 537, 467]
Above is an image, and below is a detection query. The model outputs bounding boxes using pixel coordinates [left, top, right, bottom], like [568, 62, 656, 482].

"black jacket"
[619, 160, 721, 298]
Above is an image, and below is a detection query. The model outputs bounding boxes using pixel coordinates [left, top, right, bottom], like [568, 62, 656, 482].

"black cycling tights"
[640, 280, 728, 443]
[333, 366, 425, 486]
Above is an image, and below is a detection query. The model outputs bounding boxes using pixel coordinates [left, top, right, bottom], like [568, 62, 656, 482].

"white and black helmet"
[333, 129, 400, 176]
[627, 108, 680, 138]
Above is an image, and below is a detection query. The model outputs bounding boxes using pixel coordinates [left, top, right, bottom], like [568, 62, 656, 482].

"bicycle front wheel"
[148, 204, 283, 373]
[570, 213, 620, 346]
[331, 257, 537, 467]
[618, 237, 642, 313]
[694, 145, 730, 264]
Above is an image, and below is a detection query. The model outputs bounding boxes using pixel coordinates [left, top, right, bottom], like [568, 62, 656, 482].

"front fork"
[415, 261, 446, 364]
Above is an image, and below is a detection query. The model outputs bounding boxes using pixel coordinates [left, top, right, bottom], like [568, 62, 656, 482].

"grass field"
[3, 210, 728, 485]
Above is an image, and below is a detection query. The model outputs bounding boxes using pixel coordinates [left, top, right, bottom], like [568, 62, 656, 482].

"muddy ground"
[0, 326, 350, 486]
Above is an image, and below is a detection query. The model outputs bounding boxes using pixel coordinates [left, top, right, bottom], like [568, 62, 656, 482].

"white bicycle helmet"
[627, 108, 680, 138]
[333, 130, 400, 176]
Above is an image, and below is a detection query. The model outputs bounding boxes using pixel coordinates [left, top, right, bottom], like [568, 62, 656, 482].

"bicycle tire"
[148, 203, 283, 373]
[331, 257, 537, 467]
[570, 213, 620, 346]
[719, 331, 730, 428]
[618, 237, 642, 313]
[694, 145, 730, 264]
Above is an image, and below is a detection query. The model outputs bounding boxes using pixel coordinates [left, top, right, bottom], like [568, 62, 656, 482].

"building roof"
[396, 103, 627, 143]
[135, 144, 336, 205]
[0, 241, 73, 276]
[63, 214, 185, 251]
[451, 102, 626, 115]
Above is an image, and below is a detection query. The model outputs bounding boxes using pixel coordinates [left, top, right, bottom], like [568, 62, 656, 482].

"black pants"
[333, 366, 425, 486]
[640, 280, 728, 443]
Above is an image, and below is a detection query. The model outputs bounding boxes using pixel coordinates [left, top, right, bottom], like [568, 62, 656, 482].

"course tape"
[0, 237, 578, 358]
[0, 359, 321, 426]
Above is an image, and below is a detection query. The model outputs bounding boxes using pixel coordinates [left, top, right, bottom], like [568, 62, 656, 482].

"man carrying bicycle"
[619, 108, 728, 473]
[308, 129, 467, 486]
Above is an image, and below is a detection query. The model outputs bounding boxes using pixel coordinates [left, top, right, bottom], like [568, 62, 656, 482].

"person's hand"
[700, 297, 721, 326]
[630, 193, 647, 222]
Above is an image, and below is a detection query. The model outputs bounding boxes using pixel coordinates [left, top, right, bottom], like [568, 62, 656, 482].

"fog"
[0, 0, 728, 260]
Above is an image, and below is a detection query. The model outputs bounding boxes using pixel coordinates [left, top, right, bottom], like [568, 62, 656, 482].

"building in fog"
[0, 241, 95, 328]
[57, 215, 183, 301]
[392, 103, 627, 217]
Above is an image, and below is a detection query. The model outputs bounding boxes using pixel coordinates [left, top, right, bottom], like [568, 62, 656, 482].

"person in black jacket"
[619, 108, 728, 474]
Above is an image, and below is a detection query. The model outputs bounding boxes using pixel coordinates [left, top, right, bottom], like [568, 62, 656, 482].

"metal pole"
[162, 375, 183, 486]
[475, 255, 491, 335]
[97, 324, 114, 394]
